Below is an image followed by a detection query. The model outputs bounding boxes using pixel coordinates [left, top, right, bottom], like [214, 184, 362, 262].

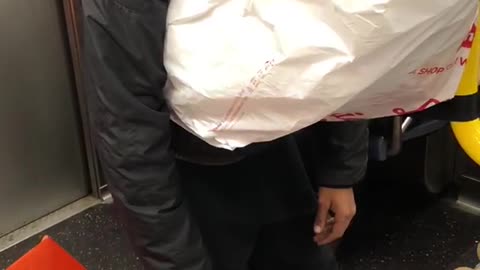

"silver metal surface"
[0, 0, 89, 236]
[388, 116, 403, 156]
[458, 175, 480, 212]
[401, 117, 413, 133]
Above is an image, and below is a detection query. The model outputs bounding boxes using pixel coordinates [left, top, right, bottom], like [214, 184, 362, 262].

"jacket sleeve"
[311, 121, 369, 188]
[82, 1, 210, 269]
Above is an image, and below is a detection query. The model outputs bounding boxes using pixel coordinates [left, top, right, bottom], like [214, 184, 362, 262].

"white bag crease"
[164, 0, 478, 150]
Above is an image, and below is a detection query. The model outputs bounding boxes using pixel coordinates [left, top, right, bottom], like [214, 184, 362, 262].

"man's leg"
[178, 159, 262, 270]
[250, 214, 339, 270]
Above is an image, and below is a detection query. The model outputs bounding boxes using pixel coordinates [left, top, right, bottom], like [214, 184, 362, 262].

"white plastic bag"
[164, 0, 478, 150]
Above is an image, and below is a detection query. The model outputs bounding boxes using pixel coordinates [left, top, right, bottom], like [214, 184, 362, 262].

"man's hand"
[313, 187, 356, 246]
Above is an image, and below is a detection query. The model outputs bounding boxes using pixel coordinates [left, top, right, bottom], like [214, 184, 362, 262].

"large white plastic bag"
[164, 0, 478, 150]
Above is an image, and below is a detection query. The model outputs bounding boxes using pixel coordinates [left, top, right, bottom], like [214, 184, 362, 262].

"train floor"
[1, 177, 480, 270]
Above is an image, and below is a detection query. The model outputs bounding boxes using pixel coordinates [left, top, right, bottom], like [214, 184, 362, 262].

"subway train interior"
[1, 0, 480, 269]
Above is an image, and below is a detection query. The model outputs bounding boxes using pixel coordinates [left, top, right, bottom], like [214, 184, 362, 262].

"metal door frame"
[62, 0, 107, 199]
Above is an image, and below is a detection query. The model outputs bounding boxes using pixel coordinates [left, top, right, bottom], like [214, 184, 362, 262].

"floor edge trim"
[0, 196, 100, 252]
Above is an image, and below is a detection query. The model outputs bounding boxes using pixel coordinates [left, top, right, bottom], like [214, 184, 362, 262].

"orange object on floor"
[7, 236, 86, 270]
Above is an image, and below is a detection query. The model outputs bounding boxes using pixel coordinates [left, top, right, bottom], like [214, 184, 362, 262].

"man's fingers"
[316, 217, 351, 245]
[315, 187, 357, 246]
[314, 200, 331, 234]
[316, 222, 346, 245]
[313, 220, 333, 244]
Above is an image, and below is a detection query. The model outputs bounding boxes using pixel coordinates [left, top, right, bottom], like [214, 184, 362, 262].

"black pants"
[179, 138, 338, 270]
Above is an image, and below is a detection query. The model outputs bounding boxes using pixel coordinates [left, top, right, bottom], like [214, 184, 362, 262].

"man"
[82, 0, 369, 269]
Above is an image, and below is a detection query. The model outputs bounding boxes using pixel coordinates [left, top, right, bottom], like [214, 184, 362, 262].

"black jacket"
[82, 0, 369, 269]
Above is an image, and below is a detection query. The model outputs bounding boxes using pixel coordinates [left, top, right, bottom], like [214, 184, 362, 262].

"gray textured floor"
[339, 181, 480, 270]
[0, 203, 142, 270]
[1, 182, 479, 270]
